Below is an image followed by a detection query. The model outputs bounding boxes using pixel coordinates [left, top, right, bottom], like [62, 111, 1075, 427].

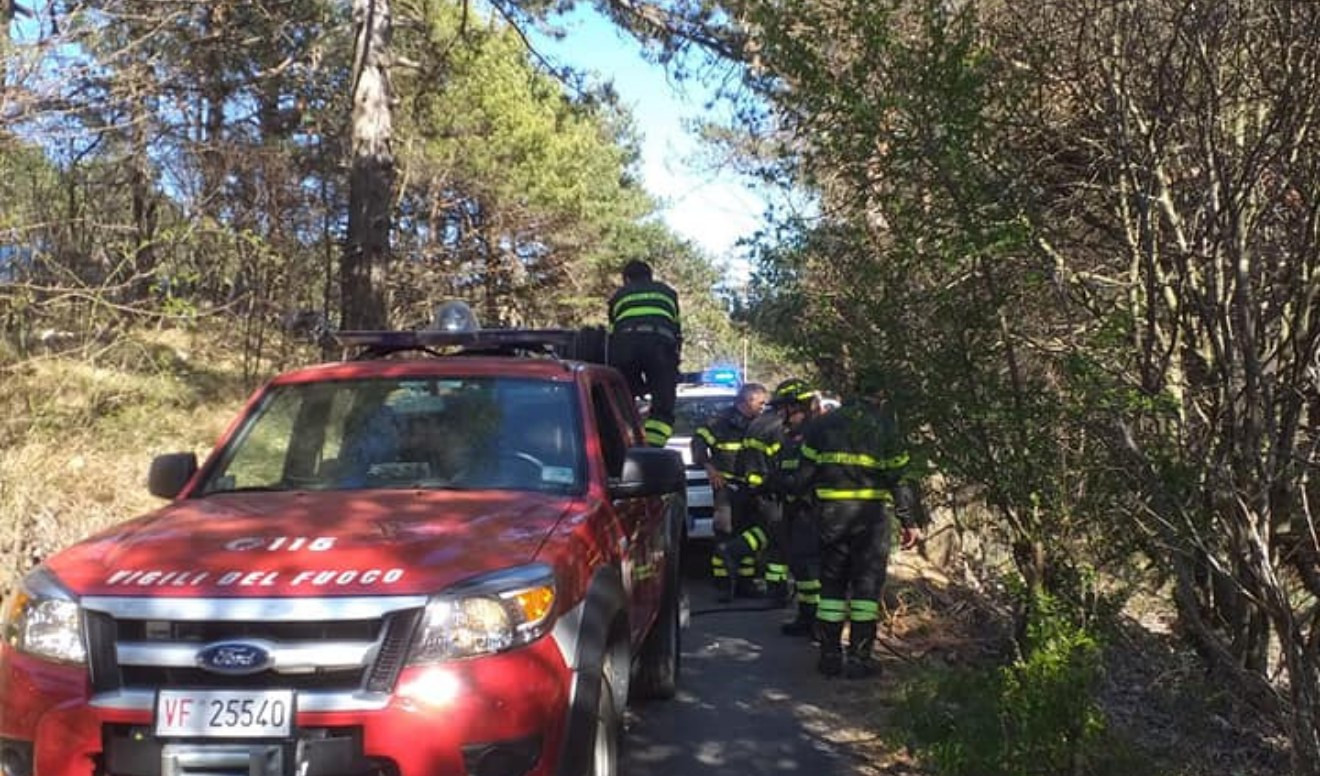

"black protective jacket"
[692, 404, 752, 483]
[738, 410, 788, 495]
[607, 279, 681, 343]
[797, 400, 921, 525]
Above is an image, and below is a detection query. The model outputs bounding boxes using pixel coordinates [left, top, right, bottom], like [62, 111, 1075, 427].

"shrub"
[894, 589, 1142, 775]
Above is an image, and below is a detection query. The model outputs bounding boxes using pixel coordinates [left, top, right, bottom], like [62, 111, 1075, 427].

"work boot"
[846, 622, 879, 679]
[780, 603, 817, 637]
[735, 578, 763, 599]
[818, 650, 843, 677]
[716, 581, 733, 603]
[817, 621, 845, 677]
[845, 643, 879, 679]
[714, 545, 735, 603]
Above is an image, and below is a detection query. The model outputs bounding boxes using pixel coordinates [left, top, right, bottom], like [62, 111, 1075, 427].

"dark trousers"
[783, 498, 821, 606]
[815, 499, 891, 655]
[724, 492, 784, 589]
[609, 331, 678, 444]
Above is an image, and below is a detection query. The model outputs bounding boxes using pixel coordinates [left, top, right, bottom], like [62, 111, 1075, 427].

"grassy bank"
[0, 330, 266, 593]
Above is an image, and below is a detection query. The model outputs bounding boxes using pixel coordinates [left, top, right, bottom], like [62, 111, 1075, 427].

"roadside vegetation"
[3, 1, 1318, 774]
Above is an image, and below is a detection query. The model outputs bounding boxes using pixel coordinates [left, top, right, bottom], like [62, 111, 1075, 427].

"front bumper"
[0, 639, 572, 776]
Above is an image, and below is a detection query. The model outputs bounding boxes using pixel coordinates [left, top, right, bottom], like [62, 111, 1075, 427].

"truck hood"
[45, 491, 575, 598]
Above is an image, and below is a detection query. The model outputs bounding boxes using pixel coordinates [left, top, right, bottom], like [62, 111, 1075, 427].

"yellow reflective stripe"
[696, 427, 716, 445]
[780, 459, 800, 470]
[797, 580, 822, 591]
[850, 599, 880, 622]
[612, 292, 677, 319]
[744, 438, 781, 457]
[798, 591, 821, 604]
[817, 599, 848, 622]
[802, 446, 909, 470]
[743, 528, 762, 551]
[715, 441, 744, 451]
[712, 568, 729, 577]
[815, 488, 893, 501]
[711, 555, 725, 567]
[644, 418, 673, 435]
[747, 473, 764, 486]
[645, 429, 669, 445]
[718, 470, 741, 481]
[615, 306, 677, 323]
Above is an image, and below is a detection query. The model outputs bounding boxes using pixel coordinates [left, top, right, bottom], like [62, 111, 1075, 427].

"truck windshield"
[198, 377, 583, 495]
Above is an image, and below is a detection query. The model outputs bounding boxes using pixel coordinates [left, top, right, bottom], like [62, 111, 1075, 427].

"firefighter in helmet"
[719, 377, 818, 607]
[798, 376, 925, 678]
[692, 382, 769, 600]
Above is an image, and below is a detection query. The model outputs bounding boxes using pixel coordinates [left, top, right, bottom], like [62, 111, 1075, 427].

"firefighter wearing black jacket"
[720, 378, 817, 607]
[692, 383, 768, 600]
[608, 260, 681, 446]
[775, 396, 824, 637]
[798, 389, 924, 678]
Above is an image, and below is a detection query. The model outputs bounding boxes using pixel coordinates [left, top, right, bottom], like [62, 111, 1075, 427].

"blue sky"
[530, 8, 767, 284]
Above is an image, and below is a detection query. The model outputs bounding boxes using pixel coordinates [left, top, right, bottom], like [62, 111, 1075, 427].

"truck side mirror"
[609, 447, 684, 499]
[148, 452, 198, 499]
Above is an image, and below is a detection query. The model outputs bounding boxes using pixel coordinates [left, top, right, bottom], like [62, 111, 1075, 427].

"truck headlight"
[407, 563, 556, 663]
[1, 568, 85, 665]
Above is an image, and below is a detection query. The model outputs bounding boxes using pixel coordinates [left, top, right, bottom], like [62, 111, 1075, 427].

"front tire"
[591, 654, 622, 776]
[631, 561, 681, 700]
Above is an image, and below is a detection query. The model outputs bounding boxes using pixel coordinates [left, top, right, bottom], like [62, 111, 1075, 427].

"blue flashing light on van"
[701, 367, 741, 387]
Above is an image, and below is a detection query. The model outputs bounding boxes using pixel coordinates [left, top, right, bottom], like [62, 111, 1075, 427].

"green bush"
[894, 590, 1143, 776]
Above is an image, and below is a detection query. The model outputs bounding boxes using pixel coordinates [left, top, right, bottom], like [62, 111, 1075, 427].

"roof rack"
[334, 328, 607, 362]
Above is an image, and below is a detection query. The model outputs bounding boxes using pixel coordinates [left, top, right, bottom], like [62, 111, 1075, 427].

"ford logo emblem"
[196, 642, 274, 675]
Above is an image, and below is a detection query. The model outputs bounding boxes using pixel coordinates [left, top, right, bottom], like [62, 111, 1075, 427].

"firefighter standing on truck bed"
[719, 378, 818, 608]
[608, 259, 682, 446]
[692, 382, 768, 601]
[798, 379, 925, 678]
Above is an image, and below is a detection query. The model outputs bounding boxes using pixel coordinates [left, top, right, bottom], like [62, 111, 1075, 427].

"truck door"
[589, 377, 663, 644]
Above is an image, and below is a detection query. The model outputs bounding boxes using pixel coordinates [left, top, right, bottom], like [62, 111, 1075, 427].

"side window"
[591, 383, 627, 478]
[609, 379, 645, 446]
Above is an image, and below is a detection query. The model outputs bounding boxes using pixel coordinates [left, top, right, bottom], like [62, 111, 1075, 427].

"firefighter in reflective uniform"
[721, 378, 817, 607]
[776, 394, 824, 637]
[692, 383, 769, 600]
[798, 387, 924, 678]
[607, 259, 682, 446]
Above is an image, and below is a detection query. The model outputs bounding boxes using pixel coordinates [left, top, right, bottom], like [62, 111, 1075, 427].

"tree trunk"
[341, 0, 393, 330]
[129, 66, 158, 302]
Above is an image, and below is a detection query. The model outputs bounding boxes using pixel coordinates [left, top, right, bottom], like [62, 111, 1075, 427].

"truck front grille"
[81, 596, 428, 701]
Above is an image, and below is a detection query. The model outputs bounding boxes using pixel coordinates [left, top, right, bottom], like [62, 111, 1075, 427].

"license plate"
[155, 689, 295, 738]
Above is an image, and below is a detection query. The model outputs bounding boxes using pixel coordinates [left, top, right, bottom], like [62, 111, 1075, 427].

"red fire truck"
[0, 323, 685, 776]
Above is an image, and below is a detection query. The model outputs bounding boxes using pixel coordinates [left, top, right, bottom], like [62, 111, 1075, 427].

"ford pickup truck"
[0, 326, 685, 776]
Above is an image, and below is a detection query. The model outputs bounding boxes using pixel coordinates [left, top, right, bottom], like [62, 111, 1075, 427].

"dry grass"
[0, 328, 263, 594]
